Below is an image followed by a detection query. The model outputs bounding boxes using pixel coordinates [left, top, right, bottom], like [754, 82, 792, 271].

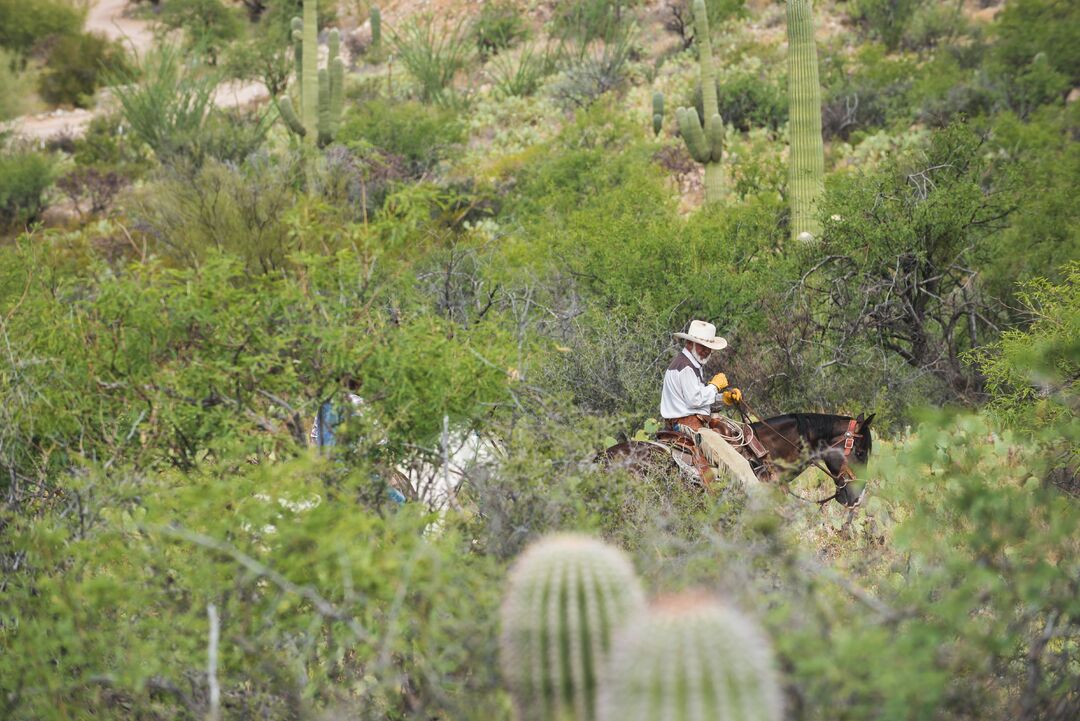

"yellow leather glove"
[708, 372, 729, 391]
[722, 388, 743, 405]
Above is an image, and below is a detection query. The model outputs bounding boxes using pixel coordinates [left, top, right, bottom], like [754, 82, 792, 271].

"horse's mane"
[756, 412, 852, 441]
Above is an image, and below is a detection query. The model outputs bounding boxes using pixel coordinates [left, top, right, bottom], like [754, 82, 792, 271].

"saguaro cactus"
[370, 5, 382, 52]
[652, 91, 664, 136]
[786, 0, 825, 240]
[500, 534, 646, 721]
[598, 593, 784, 721]
[675, 0, 725, 204]
[279, 0, 344, 147]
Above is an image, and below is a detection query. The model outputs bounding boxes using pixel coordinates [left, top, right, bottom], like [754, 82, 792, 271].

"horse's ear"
[855, 413, 865, 424]
[860, 413, 875, 430]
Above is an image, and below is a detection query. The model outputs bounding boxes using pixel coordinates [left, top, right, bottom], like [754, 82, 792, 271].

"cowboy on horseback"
[661, 320, 750, 484]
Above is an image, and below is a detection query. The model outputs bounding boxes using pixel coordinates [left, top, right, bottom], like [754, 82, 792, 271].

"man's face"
[691, 342, 711, 363]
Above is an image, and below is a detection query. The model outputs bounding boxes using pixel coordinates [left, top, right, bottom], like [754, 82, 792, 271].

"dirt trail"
[5, 0, 268, 142]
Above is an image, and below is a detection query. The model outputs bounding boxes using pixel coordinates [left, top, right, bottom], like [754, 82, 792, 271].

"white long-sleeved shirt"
[660, 348, 718, 419]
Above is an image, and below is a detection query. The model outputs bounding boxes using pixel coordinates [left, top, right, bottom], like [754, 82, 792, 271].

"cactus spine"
[500, 534, 646, 721]
[598, 593, 784, 721]
[786, 0, 825, 240]
[652, 91, 664, 136]
[278, 0, 345, 147]
[675, 0, 725, 205]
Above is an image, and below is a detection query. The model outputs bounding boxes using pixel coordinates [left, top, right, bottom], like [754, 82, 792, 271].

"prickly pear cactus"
[500, 534, 646, 721]
[598, 593, 783, 721]
[278, 0, 345, 147]
[786, 0, 825, 240]
[675, 0, 725, 204]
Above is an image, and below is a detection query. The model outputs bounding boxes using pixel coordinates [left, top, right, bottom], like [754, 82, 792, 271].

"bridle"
[739, 403, 864, 506]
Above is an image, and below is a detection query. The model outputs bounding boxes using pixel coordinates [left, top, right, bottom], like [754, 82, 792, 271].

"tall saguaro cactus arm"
[787, 0, 825, 240]
[675, 0, 725, 204]
[278, 0, 344, 147]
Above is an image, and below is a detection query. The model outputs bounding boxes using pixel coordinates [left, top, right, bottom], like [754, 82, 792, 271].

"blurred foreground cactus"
[279, 0, 344, 147]
[598, 593, 783, 721]
[675, 0, 725, 204]
[500, 534, 646, 721]
[786, 0, 825, 240]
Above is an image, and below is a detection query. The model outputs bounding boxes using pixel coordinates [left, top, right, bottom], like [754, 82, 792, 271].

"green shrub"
[548, 24, 636, 110]
[693, 71, 788, 132]
[472, 0, 528, 58]
[553, 0, 639, 45]
[106, 44, 215, 160]
[158, 0, 244, 65]
[129, 155, 300, 271]
[392, 13, 474, 103]
[38, 31, 128, 108]
[0, 149, 55, 230]
[0, 0, 84, 56]
[820, 44, 915, 139]
[488, 42, 557, 98]
[337, 98, 464, 173]
[901, 1, 968, 51]
[973, 263, 1078, 437]
[991, 0, 1080, 86]
[847, 0, 925, 51]
[0, 48, 33, 120]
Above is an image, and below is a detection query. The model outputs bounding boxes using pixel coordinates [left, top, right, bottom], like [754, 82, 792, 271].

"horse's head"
[829, 413, 874, 508]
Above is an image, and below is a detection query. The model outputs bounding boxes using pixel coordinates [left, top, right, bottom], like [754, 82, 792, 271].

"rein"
[738, 403, 862, 505]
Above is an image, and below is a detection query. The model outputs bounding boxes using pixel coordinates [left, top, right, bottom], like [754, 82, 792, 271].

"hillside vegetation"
[1, 1, 1078, 720]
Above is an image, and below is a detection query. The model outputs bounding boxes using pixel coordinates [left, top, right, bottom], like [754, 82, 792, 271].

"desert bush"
[901, 1, 968, 51]
[0, 48, 33, 120]
[980, 105, 1080, 298]
[820, 44, 915, 140]
[548, 24, 637, 109]
[472, 0, 528, 58]
[337, 98, 464, 174]
[666, 0, 748, 48]
[0, 149, 55, 230]
[223, 18, 293, 98]
[991, 0, 1080, 86]
[129, 155, 300, 271]
[846, 0, 925, 51]
[107, 45, 219, 162]
[553, 0, 640, 46]
[56, 167, 129, 217]
[158, 0, 244, 65]
[488, 42, 557, 98]
[0, 0, 84, 56]
[693, 71, 788, 132]
[38, 31, 128, 107]
[804, 122, 1018, 401]
[391, 14, 474, 103]
[973, 264, 1078, 438]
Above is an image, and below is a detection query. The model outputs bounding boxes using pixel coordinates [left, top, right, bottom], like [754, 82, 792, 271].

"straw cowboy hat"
[673, 320, 728, 350]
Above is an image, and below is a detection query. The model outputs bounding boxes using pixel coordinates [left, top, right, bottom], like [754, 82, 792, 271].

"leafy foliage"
[392, 14, 475, 103]
[38, 32, 128, 108]
[0, 149, 55, 230]
[0, 0, 84, 56]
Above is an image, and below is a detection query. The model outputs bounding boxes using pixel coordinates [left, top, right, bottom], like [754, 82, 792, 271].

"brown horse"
[598, 412, 875, 508]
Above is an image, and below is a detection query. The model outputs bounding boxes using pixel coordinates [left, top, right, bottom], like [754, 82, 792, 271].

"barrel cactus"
[278, 0, 344, 147]
[786, 0, 825, 240]
[598, 593, 783, 721]
[500, 534, 646, 721]
[675, 0, 725, 205]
